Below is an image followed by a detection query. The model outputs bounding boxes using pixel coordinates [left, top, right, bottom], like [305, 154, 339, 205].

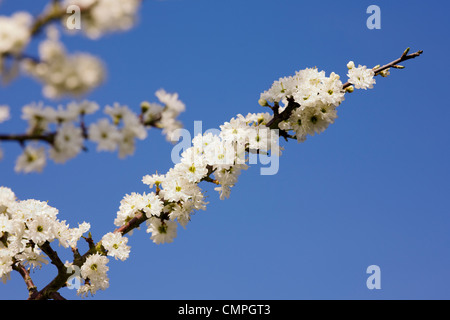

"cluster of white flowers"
[0, 187, 90, 284]
[78, 253, 110, 297]
[62, 0, 141, 39]
[260, 68, 345, 107]
[259, 63, 376, 143]
[101, 232, 130, 261]
[15, 145, 47, 174]
[149, 89, 186, 141]
[0, 1, 143, 94]
[259, 67, 344, 143]
[0, 12, 32, 55]
[7, 90, 185, 173]
[92, 102, 147, 158]
[113, 112, 278, 245]
[112, 64, 377, 245]
[16, 100, 99, 172]
[0, 186, 122, 297]
[22, 28, 104, 99]
[346, 61, 376, 90]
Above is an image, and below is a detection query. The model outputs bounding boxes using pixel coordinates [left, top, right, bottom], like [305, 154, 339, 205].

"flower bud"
[379, 69, 390, 77]
[258, 98, 268, 107]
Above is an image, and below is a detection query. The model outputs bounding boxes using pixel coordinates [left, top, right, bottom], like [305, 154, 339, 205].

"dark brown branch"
[30, 269, 70, 300]
[31, 209, 151, 299]
[49, 291, 66, 300]
[30, 250, 89, 300]
[266, 97, 300, 130]
[39, 241, 65, 270]
[12, 263, 38, 298]
[28, 241, 68, 300]
[0, 107, 167, 150]
[114, 211, 148, 236]
[0, 133, 55, 145]
[1, 52, 40, 64]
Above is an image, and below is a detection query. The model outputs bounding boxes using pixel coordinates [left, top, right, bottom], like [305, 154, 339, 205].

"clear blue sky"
[1, 0, 449, 299]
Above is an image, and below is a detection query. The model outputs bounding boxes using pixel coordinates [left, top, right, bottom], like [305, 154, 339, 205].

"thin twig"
[342, 49, 423, 89]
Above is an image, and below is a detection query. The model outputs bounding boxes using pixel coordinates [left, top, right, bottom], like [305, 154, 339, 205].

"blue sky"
[1, 0, 449, 299]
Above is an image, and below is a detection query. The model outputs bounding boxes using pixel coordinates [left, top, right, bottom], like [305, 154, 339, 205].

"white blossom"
[88, 118, 121, 152]
[142, 173, 165, 189]
[160, 170, 199, 203]
[140, 193, 164, 218]
[49, 122, 84, 163]
[21, 102, 56, 134]
[122, 111, 147, 140]
[104, 103, 132, 125]
[0, 214, 12, 237]
[219, 116, 251, 144]
[15, 145, 47, 174]
[67, 100, 100, 116]
[115, 192, 150, 229]
[14, 247, 48, 270]
[63, 0, 141, 39]
[146, 217, 177, 244]
[347, 62, 376, 90]
[66, 222, 91, 248]
[0, 250, 13, 284]
[0, 187, 16, 214]
[79, 253, 109, 297]
[24, 214, 57, 245]
[176, 147, 209, 183]
[155, 89, 186, 114]
[0, 12, 32, 55]
[101, 232, 130, 261]
[23, 28, 104, 98]
[0, 106, 10, 123]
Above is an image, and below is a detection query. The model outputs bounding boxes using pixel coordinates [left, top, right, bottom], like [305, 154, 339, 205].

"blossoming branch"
[0, 88, 185, 173]
[0, 48, 422, 299]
